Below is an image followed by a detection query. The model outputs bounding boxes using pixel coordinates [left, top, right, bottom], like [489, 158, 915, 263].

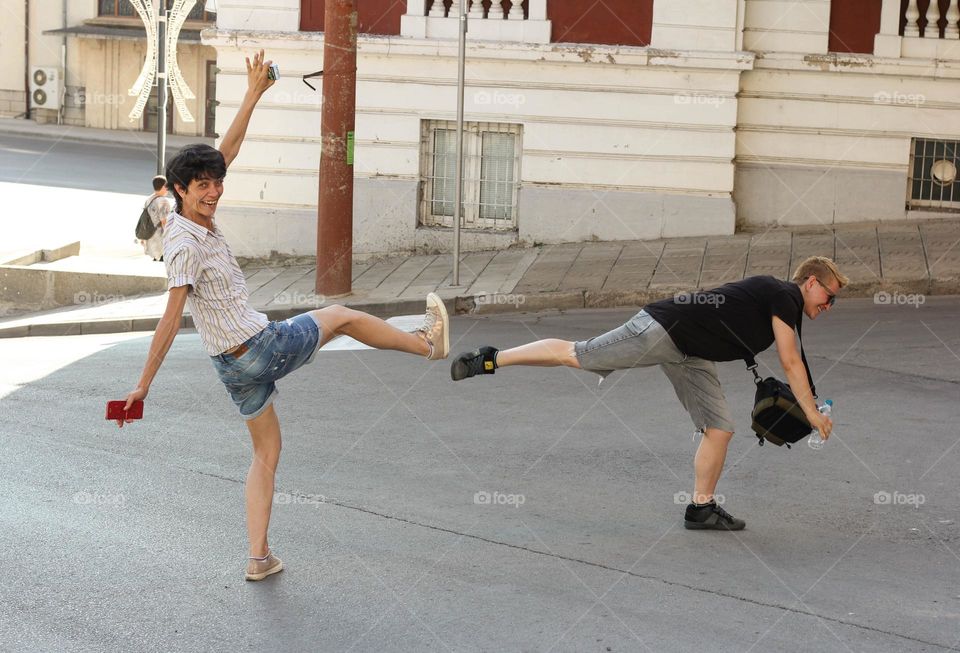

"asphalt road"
[1, 300, 958, 652]
[0, 132, 169, 194]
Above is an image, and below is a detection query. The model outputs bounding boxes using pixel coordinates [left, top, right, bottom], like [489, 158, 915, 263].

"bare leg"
[495, 339, 581, 368]
[692, 427, 733, 504]
[245, 403, 281, 557]
[311, 305, 429, 356]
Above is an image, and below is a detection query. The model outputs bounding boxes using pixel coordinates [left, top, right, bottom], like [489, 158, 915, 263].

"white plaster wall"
[216, 0, 301, 32]
[743, 0, 830, 54]
[206, 30, 750, 256]
[736, 53, 960, 226]
[0, 0, 91, 110]
[652, 0, 741, 51]
[205, 0, 960, 256]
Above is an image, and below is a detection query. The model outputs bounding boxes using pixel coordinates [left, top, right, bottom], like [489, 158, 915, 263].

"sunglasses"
[814, 277, 837, 307]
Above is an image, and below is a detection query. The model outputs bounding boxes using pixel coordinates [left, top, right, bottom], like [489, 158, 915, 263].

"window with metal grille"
[908, 138, 960, 212]
[98, 1, 212, 21]
[420, 120, 521, 230]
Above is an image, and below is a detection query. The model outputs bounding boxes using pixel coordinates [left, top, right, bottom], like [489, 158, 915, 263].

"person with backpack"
[137, 175, 173, 261]
[118, 51, 451, 581]
[450, 257, 848, 531]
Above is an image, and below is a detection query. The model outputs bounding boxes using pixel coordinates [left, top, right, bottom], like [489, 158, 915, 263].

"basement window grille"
[420, 120, 522, 230]
[908, 138, 960, 212]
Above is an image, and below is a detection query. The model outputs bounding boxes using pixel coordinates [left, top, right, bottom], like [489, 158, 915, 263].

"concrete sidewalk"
[1, 219, 958, 338]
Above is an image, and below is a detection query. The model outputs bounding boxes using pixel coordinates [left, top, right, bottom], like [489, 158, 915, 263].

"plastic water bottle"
[807, 399, 833, 450]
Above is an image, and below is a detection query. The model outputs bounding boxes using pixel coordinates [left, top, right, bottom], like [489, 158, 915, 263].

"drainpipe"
[24, 0, 31, 120]
[735, 0, 745, 51]
[59, 0, 67, 125]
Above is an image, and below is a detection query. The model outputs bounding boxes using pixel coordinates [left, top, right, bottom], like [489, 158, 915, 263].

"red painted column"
[316, 0, 357, 296]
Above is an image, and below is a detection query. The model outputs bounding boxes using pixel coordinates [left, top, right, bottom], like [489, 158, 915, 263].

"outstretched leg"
[496, 339, 580, 368]
[450, 338, 580, 381]
[311, 293, 448, 360]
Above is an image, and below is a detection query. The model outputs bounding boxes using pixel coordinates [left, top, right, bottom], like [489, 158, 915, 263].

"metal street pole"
[316, 0, 357, 297]
[156, 1, 168, 175]
[452, 0, 467, 286]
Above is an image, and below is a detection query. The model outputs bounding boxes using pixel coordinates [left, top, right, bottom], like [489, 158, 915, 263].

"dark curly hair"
[165, 144, 226, 212]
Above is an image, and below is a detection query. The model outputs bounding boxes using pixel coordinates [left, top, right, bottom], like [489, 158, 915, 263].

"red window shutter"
[300, 0, 406, 34]
[828, 0, 883, 53]
[549, 0, 653, 46]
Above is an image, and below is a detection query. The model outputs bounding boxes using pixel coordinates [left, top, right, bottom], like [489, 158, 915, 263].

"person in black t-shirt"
[451, 256, 848, 531]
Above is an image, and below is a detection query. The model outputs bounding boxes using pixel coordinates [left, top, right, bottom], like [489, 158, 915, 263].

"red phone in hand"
[106, 400, 144, 421]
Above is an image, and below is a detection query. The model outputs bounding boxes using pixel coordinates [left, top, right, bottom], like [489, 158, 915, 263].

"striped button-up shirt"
[163, 212, 268, 355]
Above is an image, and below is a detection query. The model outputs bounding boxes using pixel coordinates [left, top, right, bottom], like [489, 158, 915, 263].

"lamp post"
[452, 0, 467, 286]
[156, 1, 168, 175]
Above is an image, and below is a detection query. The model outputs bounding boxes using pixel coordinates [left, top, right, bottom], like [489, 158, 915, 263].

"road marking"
[319, 315, 422, 351]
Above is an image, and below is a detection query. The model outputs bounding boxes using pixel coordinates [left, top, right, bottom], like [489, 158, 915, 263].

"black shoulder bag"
[745, 317, 816, 448]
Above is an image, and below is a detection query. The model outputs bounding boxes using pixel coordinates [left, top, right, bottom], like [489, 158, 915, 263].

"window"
[908, 138, 960, 212]
[98, 1, 212, 21]
[420, 121, 522, 230]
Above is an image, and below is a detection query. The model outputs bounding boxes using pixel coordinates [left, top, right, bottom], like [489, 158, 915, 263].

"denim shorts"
[210, 313, 323, 420]
[574, 310, 736, 433]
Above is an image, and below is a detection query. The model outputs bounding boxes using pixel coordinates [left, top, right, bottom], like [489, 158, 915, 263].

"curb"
[1, 277, 957, 340]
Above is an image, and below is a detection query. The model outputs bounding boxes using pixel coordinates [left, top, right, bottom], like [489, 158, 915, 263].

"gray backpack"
[135, 197, 160, 240]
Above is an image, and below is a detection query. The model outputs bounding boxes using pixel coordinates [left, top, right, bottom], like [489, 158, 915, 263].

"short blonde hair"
[792, 256, 849, 288]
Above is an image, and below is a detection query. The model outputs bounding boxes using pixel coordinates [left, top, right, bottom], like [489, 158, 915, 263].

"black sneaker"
[450, 346, 499, 381]
[683, 502, 745, 531]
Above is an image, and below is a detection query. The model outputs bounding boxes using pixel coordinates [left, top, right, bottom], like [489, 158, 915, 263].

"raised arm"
[118, 285, 190, 426]
[218, 49, 275, 169]
[772, 315, 832, 439]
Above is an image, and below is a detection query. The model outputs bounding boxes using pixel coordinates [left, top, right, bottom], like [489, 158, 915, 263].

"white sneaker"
[245, 550, 283, 581]
[416, 293, 449, 360]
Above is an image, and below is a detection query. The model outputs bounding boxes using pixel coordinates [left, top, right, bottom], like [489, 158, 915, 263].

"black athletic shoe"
[450, 346, 499, 381]
[683, 502, 746, 531]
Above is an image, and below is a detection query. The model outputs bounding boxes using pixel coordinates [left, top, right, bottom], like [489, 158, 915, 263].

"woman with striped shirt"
[119, 51, 449, 581]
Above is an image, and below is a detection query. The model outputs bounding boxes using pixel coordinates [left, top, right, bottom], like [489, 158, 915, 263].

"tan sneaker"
[416, 292, 449, 360]
[245, 550, 283, 581]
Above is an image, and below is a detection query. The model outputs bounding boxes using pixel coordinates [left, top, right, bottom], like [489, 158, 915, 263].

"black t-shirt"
[644, 276, 803, 362]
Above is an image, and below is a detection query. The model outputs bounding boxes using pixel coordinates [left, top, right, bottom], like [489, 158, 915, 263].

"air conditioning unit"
[30, 66, 62, 111]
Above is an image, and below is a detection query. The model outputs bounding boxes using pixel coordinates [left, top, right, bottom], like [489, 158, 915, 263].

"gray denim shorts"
[574, 310, 736, 433]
